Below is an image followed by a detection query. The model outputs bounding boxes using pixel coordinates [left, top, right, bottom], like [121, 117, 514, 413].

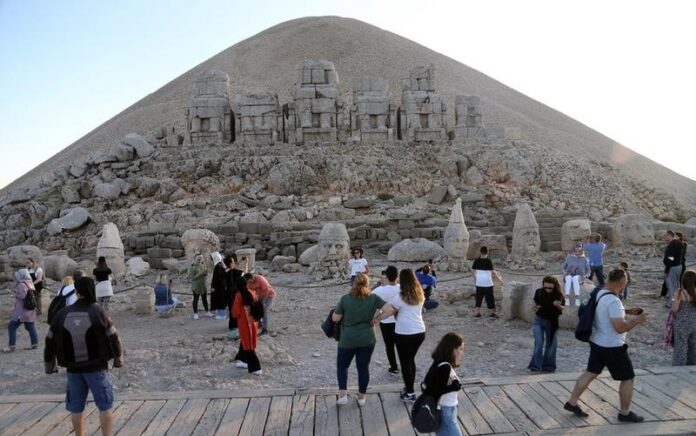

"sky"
[1, 0, 695, 190]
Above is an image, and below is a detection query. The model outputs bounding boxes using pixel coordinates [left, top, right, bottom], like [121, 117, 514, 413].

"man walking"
[564, 269, 648, 423]
[584, 234, 606, 287]
[45, 277, 123, 436]
[663, 230, 684, 305]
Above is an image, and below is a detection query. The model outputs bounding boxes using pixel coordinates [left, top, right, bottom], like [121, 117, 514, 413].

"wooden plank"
[215, 398, 248, 436]
[631, 377, 696, 419]
[464, 386, 516, 433]
[141, 399, 186, 436]
[360, 394, 388, 436]
[314, 395, 340, 436]
[483, 386, 539, 433]
[337, 395, 362, 436]
[18, 402, 66, 436]
[519, 383, 581, 428]
[480, 369, 649, 386]
[116, 400, 165, 436]
[598, 378, 682, 421]
[558, 380, 619, 424]
[166, 398, 209, 436]
[51, 403, 97, 436]
[264, 396, 293, 436]
[533, 418, 696, 435]
[85, 401, 122, 436]
[641, 374, 696, 407]
[538, 381, 607, 427]
[191, 398, 228, 436]
[457, 390, 493, 434]
[2, 402, 59, 436]
[379, 393, 415, 436]
[237, 396, 271, 436]
[0, 403, 38, 430]
[501, 384, 559, 430]
[0, 403, 18, 417]
[584, 378, 658, 421]
[108, 387, 297, 401]
[107, 401, 144, 435]
[288, 394, 315, 436]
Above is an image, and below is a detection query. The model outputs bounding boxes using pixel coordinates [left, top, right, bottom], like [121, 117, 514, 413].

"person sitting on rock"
[562, 244, 591, 306]
[416, 264, 439, 311]
[153, 273, 179, 316]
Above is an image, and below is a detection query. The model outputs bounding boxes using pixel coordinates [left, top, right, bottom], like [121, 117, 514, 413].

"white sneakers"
[336, 395, 348, 405]
[193, 313, 200, 320]
[357, 397, 366, 407]
[214, 315, 226, 320]
[235, 361, 248, 369]
[205, 311, 215, 318]
[252, 370, 263, 377]
[575, 300, 581, 306]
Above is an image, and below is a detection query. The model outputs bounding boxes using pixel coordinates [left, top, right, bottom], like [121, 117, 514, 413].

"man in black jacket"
[45, 277, 123, 436]
[663, 231, 683, 305]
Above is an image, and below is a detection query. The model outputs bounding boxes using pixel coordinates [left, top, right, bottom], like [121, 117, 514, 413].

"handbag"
[321, 309, 341, 341]
[662, 310, 676, 348]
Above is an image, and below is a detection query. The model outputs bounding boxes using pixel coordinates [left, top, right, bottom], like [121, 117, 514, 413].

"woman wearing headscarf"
[209, 251, 227, 319]
[5, 269, 39, 352]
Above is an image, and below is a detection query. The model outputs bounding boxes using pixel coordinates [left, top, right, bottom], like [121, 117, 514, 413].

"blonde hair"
[61, 276, 74, 286]
[157, 273, 169, 285]
[399, 268, 425, 305]
[350, 273, 371, 300]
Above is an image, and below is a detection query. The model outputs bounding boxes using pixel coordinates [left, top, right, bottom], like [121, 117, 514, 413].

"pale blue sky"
[1, 0, 695, 189]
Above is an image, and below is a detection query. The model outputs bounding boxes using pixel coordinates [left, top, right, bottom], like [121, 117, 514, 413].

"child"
[424, 333, 465, 436]
[471, 246, 504, 318]
[619, 262, 631, 301]
[349, 248, 368, 285]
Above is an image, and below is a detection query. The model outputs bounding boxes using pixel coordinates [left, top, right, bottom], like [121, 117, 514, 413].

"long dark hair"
[75, 277, 97, 304]
[681, 270, 696, 307]
[96, 256, 109, 272]
[541, 276, 563, 301]
[431, 332, 464, 367]
[235, 275, 254, 304]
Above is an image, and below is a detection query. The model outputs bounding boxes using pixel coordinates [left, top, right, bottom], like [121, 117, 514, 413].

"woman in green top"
[332, 273, 385, 407]
[188, 254, 212, 320]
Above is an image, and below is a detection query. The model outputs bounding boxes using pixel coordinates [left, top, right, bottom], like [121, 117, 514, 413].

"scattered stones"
[271, 256, 296, 272]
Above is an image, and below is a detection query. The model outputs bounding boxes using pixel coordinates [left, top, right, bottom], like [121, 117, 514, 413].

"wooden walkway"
[1, 366, 695, 435]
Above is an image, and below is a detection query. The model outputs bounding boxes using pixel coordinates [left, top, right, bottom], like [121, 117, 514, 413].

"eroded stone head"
[443, 199, 469, 259]
[317, 222, 350, 262]
[511, 203, 541, 259]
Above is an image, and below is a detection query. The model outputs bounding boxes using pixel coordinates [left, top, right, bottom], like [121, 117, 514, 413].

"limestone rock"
[343, 197, 374, 209]
[125, 257, 150, 277]
[93, 178, 129, 200]
[443, 198, 469, 260]
[136, 177, 161, 198]
[271, 255, 296, 272]
[267, 160, 317, 196]
[6, 245, 43, 268]
[181, 229, 220, 267]
[60, 184, 81, 203]
[47, 207, 91, 236]
[467, 233, 508, 259]
[685, 217, 696, 226]
[134, 286, 155, 315]
[235, 248, 256, 271]
[428, 185, 448, 204]
[111, 143, 134, 161]
[122, 133, 154, 158]
[611, 214, 655, 246]
[162, 258, 188, 274]
[69, 161, 88, 178]
[281, 263, 302, 273]
[388, 238, 445, 262]
[561, 219, 591, 252]
[511, 203, 541, 260]
[43, 254, 78, 281]
[96, 223, 125, 279]
[298, 244, 319, 265]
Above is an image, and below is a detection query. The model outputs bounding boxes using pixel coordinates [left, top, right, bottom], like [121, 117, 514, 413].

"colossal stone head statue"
[96, 223, 125, 279]
[612, 214, 654, 246]
[511, 203, 541, 259]
[317, 222, 350, 262]
[181, 229, 221, 267]
[443, 199, 469, 259]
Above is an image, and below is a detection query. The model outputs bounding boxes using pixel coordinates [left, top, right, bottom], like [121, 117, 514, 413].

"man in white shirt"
[564, 269, 648, 423]
[372, 266, 400, 374]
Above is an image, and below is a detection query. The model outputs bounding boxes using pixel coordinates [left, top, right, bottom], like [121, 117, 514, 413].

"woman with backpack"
[425, 332, 464, 436]
[93, 256, 114, 311]
[231, 275, 262, 376]
[528, 276, 565, 372]
[4, 269, 39, 352]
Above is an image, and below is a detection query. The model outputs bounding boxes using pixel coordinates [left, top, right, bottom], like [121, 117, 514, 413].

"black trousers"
[192, 293, 209, 313]
[475, 286, 495, 309]
[395, 332, 425, 393]
[236, 344, 261, 372]
[379, 322, 398, 370]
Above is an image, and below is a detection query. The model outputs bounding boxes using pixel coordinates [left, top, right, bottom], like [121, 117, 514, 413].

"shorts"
[66, 370, 114, 413]
[587, 342, 635, 381]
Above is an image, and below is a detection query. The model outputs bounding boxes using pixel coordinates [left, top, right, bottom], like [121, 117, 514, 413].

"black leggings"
[475, 286, 495, 309]
[235, 344, 261, 372]
[192, 293, 209, 313]
[395, 332, 425, 393]
[379, 322, 398, 371]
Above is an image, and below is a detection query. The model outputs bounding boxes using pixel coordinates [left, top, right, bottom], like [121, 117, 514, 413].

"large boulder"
[298, 244, 319, 265]
[181, 229, 220, 267]
[271, 255, 296, 272]
[111, 142, 134, 161]
[122, 133, 154, 158]
[685, 217, 696, 226]
[44, 254, 78, 281]
[125, 257, 150, 277]
[267, 160, 317, 196]
[388, 238, 445, 262]
[561, 219, 591, 252]
[611, 214, 655, 246]
[96, 223, 125, 279]
[467, 232, 508, 259]
[47, 207, 91, 235]
[6, 245, 43, 268]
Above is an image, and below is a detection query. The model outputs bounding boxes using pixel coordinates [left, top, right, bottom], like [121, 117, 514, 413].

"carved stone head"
[511, 203, 541, 259]
[317, 222, 351, 262]
[443, 199, 470, 260]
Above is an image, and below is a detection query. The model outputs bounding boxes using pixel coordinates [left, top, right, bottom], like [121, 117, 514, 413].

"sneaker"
[617, 411, 644, 423]
[205, 311, 215, 318]
[564, 402, 589, 418]
[214, 315, 226, 320]
[388, 367, 399, 375]
[228, 329, 240, 340]
[336, 395, 348, 405]
[400, 391, 416, 403]
[1, 346, 16, 353]
[252, 370, 263, 377]
[193, 313, 200, 320]
[528, 367, 540, 372]
[575, 300, 581, 307]
[357, 397, 366, 407]
[235, 361, 248, 369]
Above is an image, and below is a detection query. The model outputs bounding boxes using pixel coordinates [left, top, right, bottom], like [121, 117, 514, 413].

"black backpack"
[23, 286, 37, 311]
[575, 287, 613, 342]
[47, 286, 75, 324]
[250, 298, 265, 321]
[411, 362, 449, 433]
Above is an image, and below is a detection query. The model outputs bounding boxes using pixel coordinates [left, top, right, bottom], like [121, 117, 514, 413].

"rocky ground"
[0, 249, 680, 396]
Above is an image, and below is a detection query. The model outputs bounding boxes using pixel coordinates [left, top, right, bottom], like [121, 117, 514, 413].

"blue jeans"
[437, 405, 462, 436]
[528, 316, 558, 371]
[621, 285, 629, 301]
[589, 265, 605, 287]
[66, 370, 114, 413]
[8, 320, 38, 347]
[337, 344, 375, 393]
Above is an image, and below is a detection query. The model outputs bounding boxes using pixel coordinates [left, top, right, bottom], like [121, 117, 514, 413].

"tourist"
[225, 255, 247, 337]
[416, 264, 439, 310]
[584, 234, 606, 287]
[231, 276, 262, 376]
[471, 246, 504, 317]
[26, 258, 44, 315]
[672, 270, 696, 365]
[372, 265, 401, 375]
[56, 272, 81, 308]
[618, 262, 631, 301]
[153, 273, 179, 316]
[332, 273, 384, 406]
[189, 254, 212, 320]
[245, 272, 275, 335]
[562, 244, 590, 306]
[349, 247, 368, 285]
[371, 269, 388, 290]
[4, 269, 38, 352]
[564, 269, 648, 423]
[373, 268, 426, 403]
[426, 332, 464, 436]
[528, 276, 565, 373]
[663, 230, 684, 305]
[676, 232, 688, 281]
[44, 277, 123, 436]
[210, 251, 227, 319]
[93, 257, 114, 311]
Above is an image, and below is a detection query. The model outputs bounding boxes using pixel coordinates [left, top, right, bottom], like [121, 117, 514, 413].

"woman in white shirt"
[373, 268, 425, 403]
[426, 333, 465, 436]
[349, 248, 369, 285]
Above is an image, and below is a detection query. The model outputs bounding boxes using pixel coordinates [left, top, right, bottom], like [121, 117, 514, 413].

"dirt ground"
[0, 252, 678, 397]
